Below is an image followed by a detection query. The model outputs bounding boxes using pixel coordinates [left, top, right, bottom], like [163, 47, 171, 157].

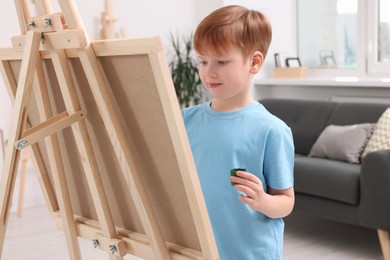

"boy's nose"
[206, 67, 218, 78]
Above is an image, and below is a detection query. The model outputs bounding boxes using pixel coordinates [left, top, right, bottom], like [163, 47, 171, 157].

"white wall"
[0, 1, 19, 138]
[196, 0, 224, 24]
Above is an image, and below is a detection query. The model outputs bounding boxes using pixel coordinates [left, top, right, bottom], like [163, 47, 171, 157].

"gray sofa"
[260, 98, 390, 255]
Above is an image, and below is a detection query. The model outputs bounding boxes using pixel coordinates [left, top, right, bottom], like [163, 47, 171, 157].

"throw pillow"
[309, 123, 376, 164]
[362, 108, 390, 158]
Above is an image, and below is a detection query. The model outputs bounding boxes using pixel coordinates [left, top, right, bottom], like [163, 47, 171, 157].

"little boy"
[181, 5, 295, 260]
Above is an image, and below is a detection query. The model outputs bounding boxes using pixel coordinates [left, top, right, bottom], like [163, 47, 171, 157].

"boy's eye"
[199, 61, 208, 65]
[218, 60, 228, 65]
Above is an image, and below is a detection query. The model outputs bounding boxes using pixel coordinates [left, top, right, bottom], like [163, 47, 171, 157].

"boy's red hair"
[194, 5, 272, 59]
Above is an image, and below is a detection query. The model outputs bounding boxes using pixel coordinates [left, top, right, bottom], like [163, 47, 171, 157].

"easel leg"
[0, 46, 59, 216]
[1, 30, 82, 260]
[0, 31, 41, 255]
[0, 145, 21, 254]
[17, 158, 28, 217]
[50, 49, 123, 260]
[45, 134, 82, 260]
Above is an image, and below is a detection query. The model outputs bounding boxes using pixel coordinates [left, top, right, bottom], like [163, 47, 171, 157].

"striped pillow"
[362, 108, 390, 158]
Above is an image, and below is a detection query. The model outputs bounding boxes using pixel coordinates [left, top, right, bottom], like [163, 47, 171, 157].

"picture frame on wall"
[286, 57, 302, 67]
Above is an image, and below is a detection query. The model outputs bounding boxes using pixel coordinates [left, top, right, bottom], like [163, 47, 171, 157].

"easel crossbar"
[52, 212, 206, 260]
[11, 29, 87, 51]
[17, 110, 85, 150]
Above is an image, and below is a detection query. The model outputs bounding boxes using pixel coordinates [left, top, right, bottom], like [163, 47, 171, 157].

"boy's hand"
[230, 170, 266, 212]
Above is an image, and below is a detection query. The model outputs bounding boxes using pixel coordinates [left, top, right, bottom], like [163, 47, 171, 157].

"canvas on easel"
[0, 0, 219, 259]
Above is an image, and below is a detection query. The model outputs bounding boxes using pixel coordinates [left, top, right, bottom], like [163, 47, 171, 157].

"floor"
[0, 162, 384, 259]
[2, 205, 383, 260]
[283, 212, 382, 260]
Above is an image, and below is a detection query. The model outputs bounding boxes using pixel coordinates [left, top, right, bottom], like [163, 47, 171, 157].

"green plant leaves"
[169, 33, 203, 108]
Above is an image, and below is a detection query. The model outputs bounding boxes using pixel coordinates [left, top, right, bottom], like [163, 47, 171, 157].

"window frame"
[367, 0, 390, 76]
[296, 0, 390, 78]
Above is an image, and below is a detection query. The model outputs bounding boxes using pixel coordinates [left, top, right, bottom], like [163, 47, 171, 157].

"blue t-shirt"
[182, 101, 294, 260]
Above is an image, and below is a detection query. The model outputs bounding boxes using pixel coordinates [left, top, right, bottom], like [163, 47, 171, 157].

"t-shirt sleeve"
[263, 125, 295, 190]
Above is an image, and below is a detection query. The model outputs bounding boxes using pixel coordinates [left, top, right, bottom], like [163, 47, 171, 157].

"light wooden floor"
[283, 212, 382, 260]
[1, 205, 383, 260]
[0, 164, 384, 259]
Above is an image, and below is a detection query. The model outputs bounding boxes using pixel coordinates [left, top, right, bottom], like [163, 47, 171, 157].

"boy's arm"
[231, 170, 295, 219]
[265, 187, 295, 218]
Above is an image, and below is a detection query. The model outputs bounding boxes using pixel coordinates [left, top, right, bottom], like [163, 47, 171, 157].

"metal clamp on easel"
[11, 12, 86, 51]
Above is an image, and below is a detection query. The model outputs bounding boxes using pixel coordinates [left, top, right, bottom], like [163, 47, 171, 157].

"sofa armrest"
[359, 149, 390, 230]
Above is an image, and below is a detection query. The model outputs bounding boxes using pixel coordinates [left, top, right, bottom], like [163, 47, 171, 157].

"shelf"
[254, 77, 390, 88]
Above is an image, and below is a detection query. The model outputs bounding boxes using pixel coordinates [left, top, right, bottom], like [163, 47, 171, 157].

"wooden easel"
[0, 1, 116, 259]
[100, 0, 127, 39]
[0, 0, 218, 259]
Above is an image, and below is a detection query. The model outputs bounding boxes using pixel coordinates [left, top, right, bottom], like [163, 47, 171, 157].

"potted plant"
[168, 33, 204, 108]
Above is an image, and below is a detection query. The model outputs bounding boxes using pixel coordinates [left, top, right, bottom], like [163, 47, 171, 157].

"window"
[298, 0, 390, 77]
[298, 0, 358, 69]
[366, 0, 390, 75]
[379, 0, 390, 62]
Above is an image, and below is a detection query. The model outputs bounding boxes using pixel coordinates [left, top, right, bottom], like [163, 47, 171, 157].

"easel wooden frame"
[0, 0, 219, 259]
[0, 130, 29, 218]
[100, 0, 127, 39]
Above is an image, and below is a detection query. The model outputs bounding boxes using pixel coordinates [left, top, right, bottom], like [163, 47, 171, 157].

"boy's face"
[197, 47, 255, 102]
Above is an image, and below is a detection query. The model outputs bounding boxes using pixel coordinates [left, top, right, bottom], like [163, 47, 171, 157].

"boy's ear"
[249, 51, 264, 74]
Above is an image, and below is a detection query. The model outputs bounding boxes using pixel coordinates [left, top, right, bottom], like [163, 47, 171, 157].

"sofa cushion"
[294, 155, 361, 205]
[362, 108, 390, 158]
[326, 102, 388, 125]
[260, 99, 336, 155]
[309, 123, 375, 164]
